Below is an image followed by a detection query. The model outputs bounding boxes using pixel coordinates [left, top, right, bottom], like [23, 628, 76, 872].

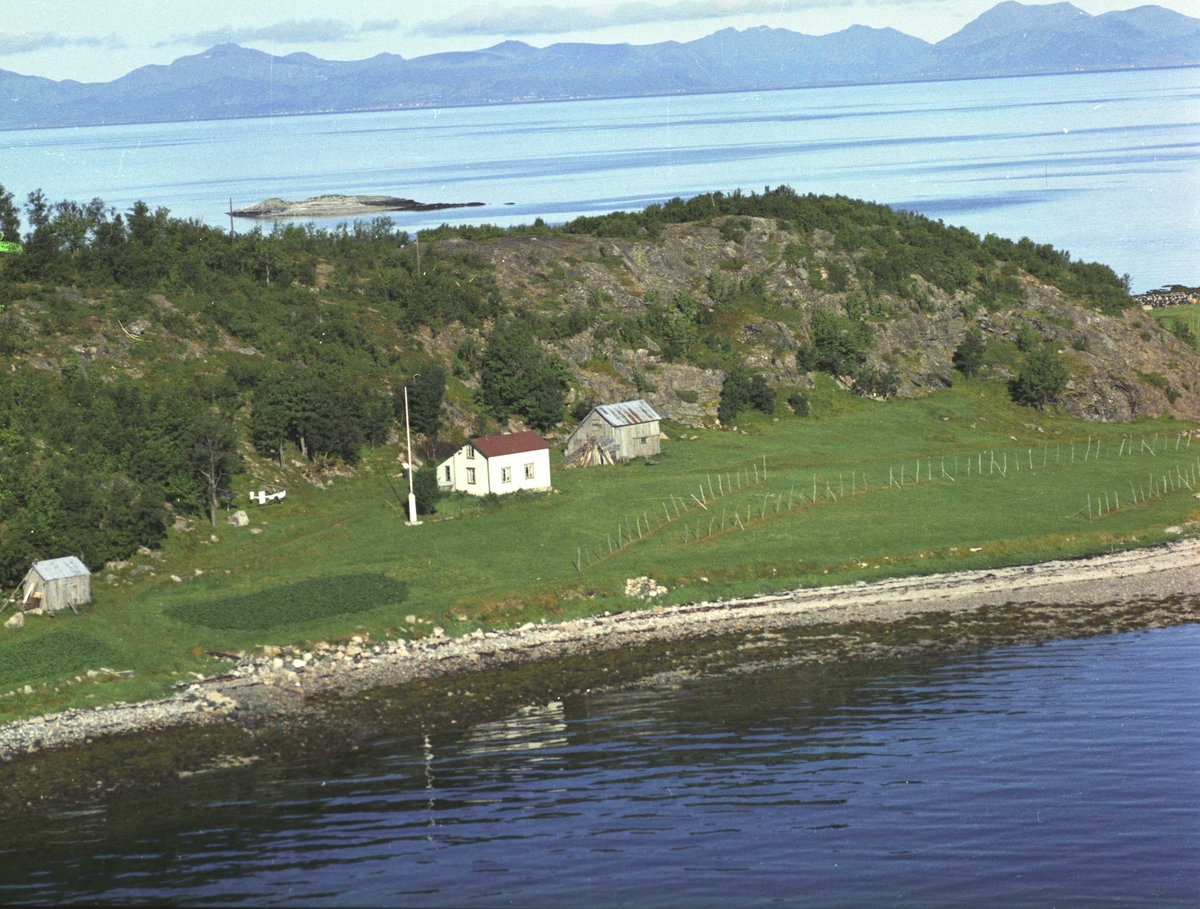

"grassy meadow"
[1151, 304, 1200, 351]
[3, 377, 1200, 723]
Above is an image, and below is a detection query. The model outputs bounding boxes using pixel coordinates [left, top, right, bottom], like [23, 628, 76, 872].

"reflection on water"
[0, 625, 1197, 906]
[461, 701, 568, 757]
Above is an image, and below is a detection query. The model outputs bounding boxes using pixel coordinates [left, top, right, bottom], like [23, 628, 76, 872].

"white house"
[437, 431, 552, 496]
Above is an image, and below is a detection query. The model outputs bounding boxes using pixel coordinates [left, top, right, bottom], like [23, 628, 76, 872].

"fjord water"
[2, 67, 1197, 292]
[2, 624, 1197, 906]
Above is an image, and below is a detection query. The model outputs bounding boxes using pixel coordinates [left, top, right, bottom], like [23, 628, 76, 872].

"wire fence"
[573, 432, 1200, 569]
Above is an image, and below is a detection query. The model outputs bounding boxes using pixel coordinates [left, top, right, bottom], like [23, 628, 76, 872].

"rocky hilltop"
[427, 216, 1200, 427]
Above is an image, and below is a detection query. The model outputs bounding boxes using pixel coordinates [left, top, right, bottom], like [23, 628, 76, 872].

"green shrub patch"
[167, 574, 409, 631]
[0, 627, 121, 691]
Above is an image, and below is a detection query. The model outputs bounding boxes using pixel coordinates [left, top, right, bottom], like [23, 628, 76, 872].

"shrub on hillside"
[719, 367, 775, 424]
[479, 318, 570, 430]
[787, 389, 810, 416]
[1015, 325, 1042, 352]
[398, 363, 446, 438]
[413, 463, 443, 515]
[1010, 346, 1068, 409]
[795, 309, 874, 378]
[953, 329, 987, 377]
[853, 365, 900, 399]
[1168, 319, 1197, 350]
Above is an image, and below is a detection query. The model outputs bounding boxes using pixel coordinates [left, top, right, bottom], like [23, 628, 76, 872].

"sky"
[3, 0, 1199, 83]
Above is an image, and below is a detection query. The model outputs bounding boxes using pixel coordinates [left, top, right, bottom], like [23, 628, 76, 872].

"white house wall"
[439, 444, 489, 494]
[438, 447, 552, 496]
[485, 450, 551, 495]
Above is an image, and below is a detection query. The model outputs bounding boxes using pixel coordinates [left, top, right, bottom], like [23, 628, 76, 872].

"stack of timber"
[560, 438, 618, 468]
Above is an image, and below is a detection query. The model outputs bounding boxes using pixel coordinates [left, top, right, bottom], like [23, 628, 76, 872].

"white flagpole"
[405, 385, 420, 525]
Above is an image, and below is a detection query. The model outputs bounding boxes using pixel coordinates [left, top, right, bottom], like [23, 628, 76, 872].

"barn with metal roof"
[21, 557, 91, 613]
[564, 399, 662, 463]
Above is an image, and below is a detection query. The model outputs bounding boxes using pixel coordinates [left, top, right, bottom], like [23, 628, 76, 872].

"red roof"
[471, 431, 549, 458]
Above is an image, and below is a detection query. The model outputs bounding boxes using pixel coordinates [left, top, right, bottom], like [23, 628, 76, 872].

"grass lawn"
[3, 377, 1199, 722]
[1150, 304, 1200, 351]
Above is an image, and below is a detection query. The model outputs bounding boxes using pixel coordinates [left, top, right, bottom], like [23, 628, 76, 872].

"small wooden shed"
[564, 399, 662, 463]
[22, 557, 91, 613]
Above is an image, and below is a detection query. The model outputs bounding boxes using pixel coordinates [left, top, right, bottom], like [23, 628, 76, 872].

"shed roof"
[594, 399, 661, 427]
[32, 556, 90, 580]
[472, 431, 550, 458]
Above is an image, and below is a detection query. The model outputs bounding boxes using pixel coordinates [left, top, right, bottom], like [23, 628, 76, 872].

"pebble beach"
[3, 539, 1199, 764]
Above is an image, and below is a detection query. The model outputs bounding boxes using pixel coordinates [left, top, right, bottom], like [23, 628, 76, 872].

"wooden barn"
[21, 557, 91, 613]
[564, 399, 661, 463]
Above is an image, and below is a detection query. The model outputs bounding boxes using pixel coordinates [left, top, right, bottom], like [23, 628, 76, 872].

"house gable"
[437, 432, 552, 496]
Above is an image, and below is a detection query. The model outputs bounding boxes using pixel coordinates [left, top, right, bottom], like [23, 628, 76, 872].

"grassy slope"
[3, 378, 1199, 724]
[1151, 304, 1200, 344]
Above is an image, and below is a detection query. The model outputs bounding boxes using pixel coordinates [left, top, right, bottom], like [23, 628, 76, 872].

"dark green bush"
[1010, 347, 1068, 409]
[796, 309, 874, 378]
[1141, 371, 1169, 390]
[413, 463, 442, 515]
[953, 329, 987, 377]
[1015, 325, 1042, 352]
[1168, 319, 1197, 350]
[787, 389, 810, 416]
[570, 395, 597, 421]
[853, 365, 901, 399]
[826, 260, 850, 292]
[719, 367, 774, 423]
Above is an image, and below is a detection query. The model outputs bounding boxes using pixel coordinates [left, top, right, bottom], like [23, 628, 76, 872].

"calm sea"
[0, 624, 1196, 906]
[1, 67, 1197, 292]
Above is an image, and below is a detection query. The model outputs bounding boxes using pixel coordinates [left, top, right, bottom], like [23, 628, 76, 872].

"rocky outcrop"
[465, 219, 1200, 425]
[232, 194, 484, 219]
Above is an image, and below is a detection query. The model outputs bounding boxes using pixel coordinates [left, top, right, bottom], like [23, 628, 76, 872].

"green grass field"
[3, 377, 1200, 723]
[1150, 304, 1200, 351]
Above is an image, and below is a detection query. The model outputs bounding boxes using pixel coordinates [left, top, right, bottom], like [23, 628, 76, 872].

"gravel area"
[4, 540, 1200, 762]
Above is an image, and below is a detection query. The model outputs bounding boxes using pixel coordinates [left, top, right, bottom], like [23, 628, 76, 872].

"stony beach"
[3, 540, 1199, 767]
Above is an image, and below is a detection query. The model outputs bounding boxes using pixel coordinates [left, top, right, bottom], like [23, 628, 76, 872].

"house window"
[524, 462, 535, 480]
[501, 466, 512, 484]
[467, 467, 476, 484]
[444, 465, 451, 481]
[466, 448, 475, 460]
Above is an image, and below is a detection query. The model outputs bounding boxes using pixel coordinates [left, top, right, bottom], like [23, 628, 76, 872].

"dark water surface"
[0, 624, 1196, 906]
[2, 67, 1197, 291]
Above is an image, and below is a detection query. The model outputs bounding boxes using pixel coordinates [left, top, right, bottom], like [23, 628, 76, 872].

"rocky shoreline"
[231, 194, 485, 219]
[3, 540, 1199, 766]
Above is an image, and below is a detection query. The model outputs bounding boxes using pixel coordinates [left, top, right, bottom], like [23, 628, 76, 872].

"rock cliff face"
[443, 217, 1200, 426]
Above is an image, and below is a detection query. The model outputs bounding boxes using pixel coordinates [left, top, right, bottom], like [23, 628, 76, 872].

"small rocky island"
[231, 194, 485, 219]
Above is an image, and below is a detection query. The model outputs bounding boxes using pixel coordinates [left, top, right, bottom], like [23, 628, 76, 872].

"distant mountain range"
[2, 1, 1198, 130]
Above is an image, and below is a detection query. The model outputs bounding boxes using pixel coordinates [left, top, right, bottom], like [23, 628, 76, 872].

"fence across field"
[573, 432, 1200, 571]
